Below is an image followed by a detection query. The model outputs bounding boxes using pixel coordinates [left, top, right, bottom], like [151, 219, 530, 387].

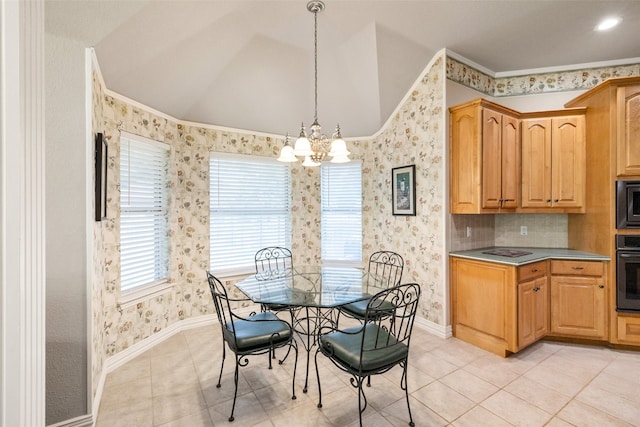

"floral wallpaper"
[362, 55, 447, 324]
[445, 57, 495, 95]
[446, 55, 640, 97]
[91, 71, 106, 399]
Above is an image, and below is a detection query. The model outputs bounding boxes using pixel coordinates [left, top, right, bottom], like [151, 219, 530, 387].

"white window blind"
[210, 154, 291, 275]
[321, 161, 362, 264]
[120, 134, 170, 293]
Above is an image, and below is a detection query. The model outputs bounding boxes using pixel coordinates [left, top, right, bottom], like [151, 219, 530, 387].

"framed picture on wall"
[392, 164, 416, 216]
[94, 132, 108, 221]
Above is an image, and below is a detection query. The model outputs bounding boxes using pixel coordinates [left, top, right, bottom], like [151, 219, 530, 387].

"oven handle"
[619, 253, 640, 258]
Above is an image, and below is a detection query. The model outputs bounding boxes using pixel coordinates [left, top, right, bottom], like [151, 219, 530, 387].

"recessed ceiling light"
[596, 17, 622, 31]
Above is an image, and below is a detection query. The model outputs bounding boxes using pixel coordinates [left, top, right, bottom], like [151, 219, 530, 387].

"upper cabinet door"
[521, 119, 552, 208]
[481, 108, 503, 209]
[501, 115, 520, 210]
[551, 116, 585, 209]
[617, 85, 640, 177]
[481, 109, 520, 210]
[450, 103, 481, 213]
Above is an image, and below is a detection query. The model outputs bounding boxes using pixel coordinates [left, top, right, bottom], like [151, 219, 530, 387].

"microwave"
[616, 180, 640, 228]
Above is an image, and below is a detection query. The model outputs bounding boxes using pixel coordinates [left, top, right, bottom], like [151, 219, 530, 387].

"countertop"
[449, 247, 610, 266]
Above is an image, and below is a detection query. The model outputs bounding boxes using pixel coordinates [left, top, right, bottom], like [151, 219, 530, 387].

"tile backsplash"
[450, 213, 568, 251]
[495, 214, 568, 248]
[450, 214, 495, 251]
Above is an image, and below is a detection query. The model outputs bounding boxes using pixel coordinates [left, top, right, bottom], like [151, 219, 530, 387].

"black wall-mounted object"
[95, 132, 107, 221]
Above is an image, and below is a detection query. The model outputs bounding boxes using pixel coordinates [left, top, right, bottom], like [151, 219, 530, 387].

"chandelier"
[278, 0, 350, 167]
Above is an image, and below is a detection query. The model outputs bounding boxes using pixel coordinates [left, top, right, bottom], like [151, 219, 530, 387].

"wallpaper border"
[446, 54, 640, 97]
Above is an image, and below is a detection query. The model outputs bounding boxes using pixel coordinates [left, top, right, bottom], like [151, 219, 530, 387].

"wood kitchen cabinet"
[450, 257, 548, 356]
[617, 84, 640, 176]
[520, 112, 586, 213]
[450, 99, 520, 213]
[451, 257, 517, 356]
[549, 260, 607, 339]
[617, 315, 640, 345]
[565, 77, 640, 348]
[517, 262, 549, 349]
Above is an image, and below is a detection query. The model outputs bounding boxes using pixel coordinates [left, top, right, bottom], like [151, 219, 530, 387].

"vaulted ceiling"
[45, 1, 640, 137]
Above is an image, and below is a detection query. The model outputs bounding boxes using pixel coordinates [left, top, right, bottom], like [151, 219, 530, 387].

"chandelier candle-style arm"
[277, 0, 351, 167]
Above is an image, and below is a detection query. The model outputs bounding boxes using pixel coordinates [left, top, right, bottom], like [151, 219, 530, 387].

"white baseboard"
[104, 314, 217, 373]
[47, 414, 94, 427]
[414, 316, 452, 339]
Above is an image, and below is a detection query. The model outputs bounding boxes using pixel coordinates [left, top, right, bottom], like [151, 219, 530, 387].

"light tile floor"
[96, 324, 640, 426]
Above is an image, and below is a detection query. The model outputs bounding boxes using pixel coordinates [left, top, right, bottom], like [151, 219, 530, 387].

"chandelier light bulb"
[277, 144, 298, 162]
[293, 124, 313, 156]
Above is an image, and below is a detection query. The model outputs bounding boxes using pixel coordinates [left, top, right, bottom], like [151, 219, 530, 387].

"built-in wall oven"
[616, 234, 640, 312]
[616, 180, 640, 228]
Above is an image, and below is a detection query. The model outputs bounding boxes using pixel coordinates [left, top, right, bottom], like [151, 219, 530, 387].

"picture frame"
[94, 132, 108, 221]
[392, 164, 416, 216]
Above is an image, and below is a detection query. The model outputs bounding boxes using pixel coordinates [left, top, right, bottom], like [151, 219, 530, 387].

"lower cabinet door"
[518, 276, 548, 349]
[550, 276, 606, 339]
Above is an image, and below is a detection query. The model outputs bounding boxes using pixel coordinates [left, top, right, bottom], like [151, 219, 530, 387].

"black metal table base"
[291, 306, 337, 393]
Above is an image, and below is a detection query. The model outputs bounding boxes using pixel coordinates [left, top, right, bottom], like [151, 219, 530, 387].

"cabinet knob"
[546, 199, 552, 203]
[554, 199, 559, 203]
[531, 268, 539, 273]
[599, 284, 605, 289]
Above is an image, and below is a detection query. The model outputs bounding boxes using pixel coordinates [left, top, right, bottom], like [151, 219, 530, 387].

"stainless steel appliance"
[616, 234, 640, 312]
[616, 180, 640, 228]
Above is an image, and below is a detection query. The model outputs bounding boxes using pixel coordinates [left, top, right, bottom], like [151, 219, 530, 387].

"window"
[321, 161, 362, 265]
[119, 132, 170, 297]
[210, 153, 291, 275]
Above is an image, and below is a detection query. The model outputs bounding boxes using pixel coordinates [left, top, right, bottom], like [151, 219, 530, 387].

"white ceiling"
[45, 0, 640, 137]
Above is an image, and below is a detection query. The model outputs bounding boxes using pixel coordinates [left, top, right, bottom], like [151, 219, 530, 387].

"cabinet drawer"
[518, 261, 548, 282]
[550, 260, 603, 276]
[617, 315, 640, 345]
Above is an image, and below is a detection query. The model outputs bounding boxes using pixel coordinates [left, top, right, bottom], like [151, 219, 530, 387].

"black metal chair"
[339, 250, 404, 321]
[315, 283, 421, 427]
[254, 247, 300, 362]
[206, 271, 298, 422]
[254, 246, 293, 277]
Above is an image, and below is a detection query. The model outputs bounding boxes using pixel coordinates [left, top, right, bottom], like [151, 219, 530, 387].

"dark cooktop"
[482, 248, 533, 258]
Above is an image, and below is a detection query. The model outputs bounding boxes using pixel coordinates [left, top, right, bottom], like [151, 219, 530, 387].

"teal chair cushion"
[341, 298, 396, 319]
[319, 323, 408, 373]
[224, 312, 292, 352]
[263, 303, 293, 311]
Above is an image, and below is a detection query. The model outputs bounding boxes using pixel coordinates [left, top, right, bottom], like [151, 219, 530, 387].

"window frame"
[209, 152, 292, 277]
[118, 131, 171, 306]
[320, 160, 363, 268]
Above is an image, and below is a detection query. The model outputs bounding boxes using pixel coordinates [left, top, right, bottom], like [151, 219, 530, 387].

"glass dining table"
[235, 265, 387, 393]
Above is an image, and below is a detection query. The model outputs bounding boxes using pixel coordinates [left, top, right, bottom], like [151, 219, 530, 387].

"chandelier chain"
[313, 7, 319, 124]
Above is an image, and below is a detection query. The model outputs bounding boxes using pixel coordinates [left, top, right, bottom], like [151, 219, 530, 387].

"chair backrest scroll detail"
[255, 247, 293, 278]
[368, 251, 404, 289]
